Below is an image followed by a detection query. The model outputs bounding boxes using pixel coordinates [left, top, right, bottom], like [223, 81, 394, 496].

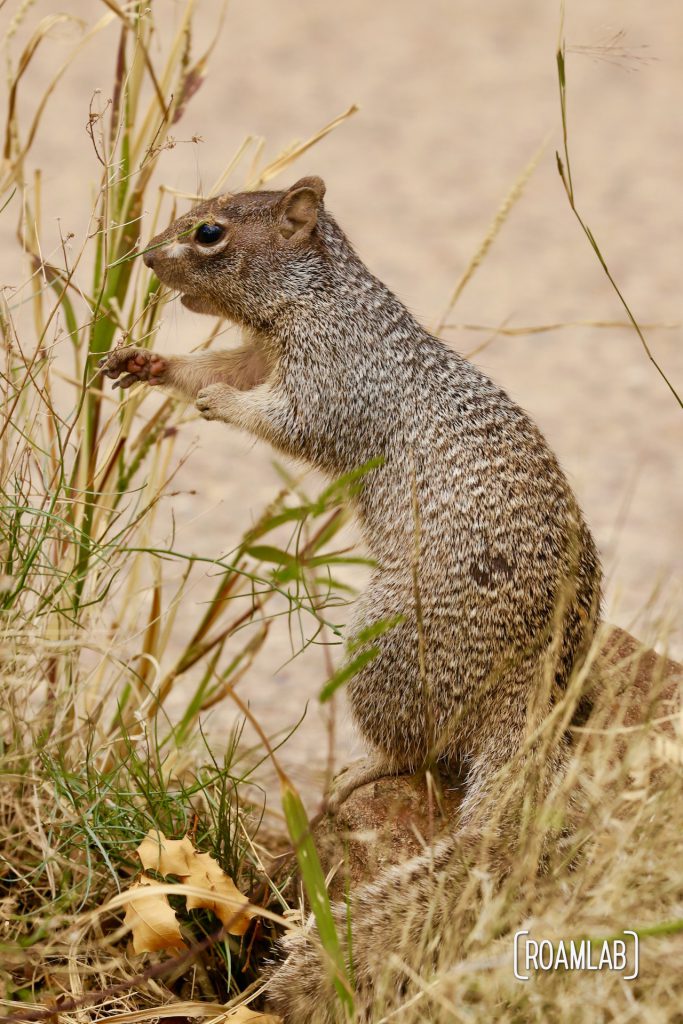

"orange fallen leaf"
[133, 829, 253, 936]
[136, 829, 195, 876]
[123, 875, 186, 954]
[185, 850, 253, 935]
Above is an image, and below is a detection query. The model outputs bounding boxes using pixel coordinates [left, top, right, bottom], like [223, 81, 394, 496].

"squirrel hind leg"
[457, 730, 572, 837]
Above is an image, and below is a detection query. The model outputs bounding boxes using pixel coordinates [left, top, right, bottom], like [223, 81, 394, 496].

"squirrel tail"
[265, 739, 574, 1022]
[265, 831, 468, 1023]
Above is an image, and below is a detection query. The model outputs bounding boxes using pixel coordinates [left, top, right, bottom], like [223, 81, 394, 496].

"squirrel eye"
[195, 222, 224, 245]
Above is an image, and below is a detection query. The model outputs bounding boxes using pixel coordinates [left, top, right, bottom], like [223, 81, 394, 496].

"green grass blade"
[280, 778, 354, 1016]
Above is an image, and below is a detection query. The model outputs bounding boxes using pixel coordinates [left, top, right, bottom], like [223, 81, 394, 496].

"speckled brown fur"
[100, 176, 602, 1021]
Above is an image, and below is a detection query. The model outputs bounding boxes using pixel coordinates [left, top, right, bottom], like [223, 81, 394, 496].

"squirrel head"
[142, 176, 328, 327]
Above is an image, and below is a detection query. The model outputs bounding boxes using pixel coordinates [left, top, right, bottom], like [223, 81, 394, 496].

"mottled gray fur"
[100, 176, 601, 1021]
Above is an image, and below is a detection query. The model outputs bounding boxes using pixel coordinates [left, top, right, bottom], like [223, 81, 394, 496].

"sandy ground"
[2, 0, 682, 797]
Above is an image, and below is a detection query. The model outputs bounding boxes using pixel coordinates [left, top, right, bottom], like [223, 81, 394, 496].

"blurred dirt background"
[2, 0, 681, 795]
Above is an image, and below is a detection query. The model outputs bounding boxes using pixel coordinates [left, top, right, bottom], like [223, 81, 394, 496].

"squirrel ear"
[278, 176, 326, 240]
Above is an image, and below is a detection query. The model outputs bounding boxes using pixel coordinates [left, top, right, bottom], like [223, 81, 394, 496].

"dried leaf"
[185, 851, 252, 935]
[173, 58, 207, 125]
[136, 829, 195, 876]
[134, 830, 253, 935]
[123, 875, 186, 954]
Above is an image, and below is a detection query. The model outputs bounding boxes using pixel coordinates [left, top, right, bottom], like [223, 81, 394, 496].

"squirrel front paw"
[196, 383, 237, 422]
[98, 346, 167, 390]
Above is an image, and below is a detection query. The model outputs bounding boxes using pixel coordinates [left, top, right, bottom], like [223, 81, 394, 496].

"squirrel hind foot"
[324, 754, 409, 814]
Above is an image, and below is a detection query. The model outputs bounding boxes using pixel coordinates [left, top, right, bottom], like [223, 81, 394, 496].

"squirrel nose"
[143, 248, 156, 269]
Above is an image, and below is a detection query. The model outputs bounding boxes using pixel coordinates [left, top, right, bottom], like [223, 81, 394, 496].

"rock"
[596, 624, 682, 728]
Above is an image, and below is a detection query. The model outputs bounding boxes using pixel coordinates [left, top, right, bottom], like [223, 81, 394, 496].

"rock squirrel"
[100, 176, 602, 1020]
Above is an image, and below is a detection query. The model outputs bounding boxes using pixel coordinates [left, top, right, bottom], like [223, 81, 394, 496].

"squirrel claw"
[196, 384, 228, 421]
[112, 373, 138, 390]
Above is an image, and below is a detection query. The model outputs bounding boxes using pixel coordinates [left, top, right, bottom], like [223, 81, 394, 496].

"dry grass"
[357, 632, 683, 1023]
[1, 3, 682, 1023]
[0, 1, 358, 1017]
